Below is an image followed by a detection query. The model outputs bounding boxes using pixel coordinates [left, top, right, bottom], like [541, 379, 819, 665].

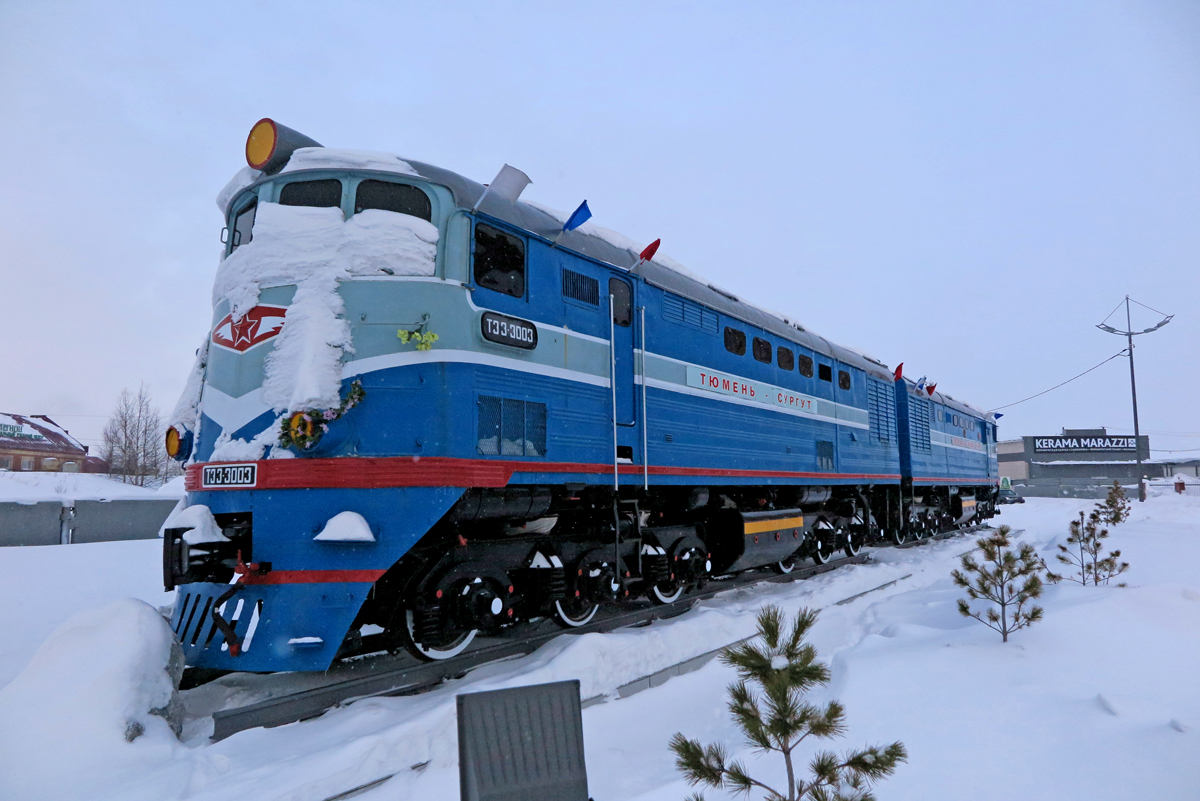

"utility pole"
[1097, 296, 1172, 501]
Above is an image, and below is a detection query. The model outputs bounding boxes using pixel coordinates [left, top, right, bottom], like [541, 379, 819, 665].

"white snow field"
[1, 495, 1198, 800]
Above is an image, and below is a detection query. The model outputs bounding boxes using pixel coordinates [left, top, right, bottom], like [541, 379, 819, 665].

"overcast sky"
[1, 1, 1197, 458]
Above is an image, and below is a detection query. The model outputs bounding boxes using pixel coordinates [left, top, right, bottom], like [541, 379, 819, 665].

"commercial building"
[0, 413, 99, 473]
[998, 427, 1200, 497]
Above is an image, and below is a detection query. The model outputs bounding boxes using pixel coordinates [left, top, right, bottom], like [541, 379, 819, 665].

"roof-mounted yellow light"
[246, 119, 278, 170]
[244, 118, 323, 175]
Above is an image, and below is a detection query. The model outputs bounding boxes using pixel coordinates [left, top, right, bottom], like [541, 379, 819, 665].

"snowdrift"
[0, 599, 184, 801]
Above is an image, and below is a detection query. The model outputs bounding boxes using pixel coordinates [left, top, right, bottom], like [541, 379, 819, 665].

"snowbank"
[0, 472, 166, 503]
[3, 497, 1200, 800]
[156, 476, 186, 498]
[0, 599, 184, 801]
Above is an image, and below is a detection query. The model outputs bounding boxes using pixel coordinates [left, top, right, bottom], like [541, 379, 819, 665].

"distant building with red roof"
[0, 413, 104, 473]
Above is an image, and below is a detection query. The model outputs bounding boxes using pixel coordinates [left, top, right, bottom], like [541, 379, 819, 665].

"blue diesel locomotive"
[163, 120, 1000, 673]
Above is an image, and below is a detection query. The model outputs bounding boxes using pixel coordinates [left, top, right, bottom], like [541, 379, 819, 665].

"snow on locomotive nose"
[161, 119, 999, 674]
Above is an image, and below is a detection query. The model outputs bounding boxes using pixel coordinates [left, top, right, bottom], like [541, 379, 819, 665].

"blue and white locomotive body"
[164, 121, 997, 673]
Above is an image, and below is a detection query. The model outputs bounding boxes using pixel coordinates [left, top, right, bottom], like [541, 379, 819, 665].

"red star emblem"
[212, 306, 288, 352]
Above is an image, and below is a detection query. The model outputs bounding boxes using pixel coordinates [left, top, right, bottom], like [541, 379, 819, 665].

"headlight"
[245, 118, 323, 175]
[165, 426, 193, 461]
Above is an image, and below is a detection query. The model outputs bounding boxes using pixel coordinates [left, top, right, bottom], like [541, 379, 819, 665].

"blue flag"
[562, 200, 592, 232]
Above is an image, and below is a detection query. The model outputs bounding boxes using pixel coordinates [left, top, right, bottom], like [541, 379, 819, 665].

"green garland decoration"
[397, 328, 438, 351]
[278, 379, 366, 451]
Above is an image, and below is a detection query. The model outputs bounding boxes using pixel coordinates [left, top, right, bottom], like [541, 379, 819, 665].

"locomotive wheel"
[553, 598, 600, 628]
[649, 579, 685, 604]
[403, 608, 476, 661]
[912, 522, 926, 542]
[844, 529, 864, 557]
[773, 554, 799, 574]
[810, 536, 832, 565]
[889, 528, 906, 546]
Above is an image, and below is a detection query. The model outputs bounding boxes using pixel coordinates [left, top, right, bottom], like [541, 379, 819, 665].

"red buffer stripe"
[239, 569, 387, 585]
[186, 457, 901, 491]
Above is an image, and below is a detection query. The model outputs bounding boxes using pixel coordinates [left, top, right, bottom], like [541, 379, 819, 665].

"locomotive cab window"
[752, 337, 772, 364]
[777, 346, 794, 371]
[231, 200, 256, 251]
[474, 223, 526, 298]
[279, 179, 343, 209]
[724, 327, 746, 356]
[354, 180, 431, 221]
[838, 370, 851, 390]
[609, 278, 632, 327]
[797, 354, 814, 378]
[818, 363, 832, 382]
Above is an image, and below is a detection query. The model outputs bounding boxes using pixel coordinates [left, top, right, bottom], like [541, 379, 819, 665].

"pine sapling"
[670, 606, 906, 801]
[952, 526, 1044, 642]
[1046, 483, 1130, 586]
[1095, 481, 1131, 527]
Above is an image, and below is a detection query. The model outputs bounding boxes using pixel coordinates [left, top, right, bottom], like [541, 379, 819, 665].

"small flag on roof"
[562, 200, 592, 232]
[632, 238, 661, 271]
[893, 363, 903, 381]
[473, 164, 531, 211]
[926, 383, 937, 396]
[915, 376, 927, 392]
[993, 413, 1004, 419]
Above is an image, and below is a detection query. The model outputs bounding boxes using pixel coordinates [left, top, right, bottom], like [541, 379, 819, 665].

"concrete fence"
[1012, 479, 1138, 500]
[0, 499, 180, 547]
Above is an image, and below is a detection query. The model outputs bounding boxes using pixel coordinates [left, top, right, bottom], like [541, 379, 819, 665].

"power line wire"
[988, 350, 1127, 412]
[1129, 297, 1171, 318]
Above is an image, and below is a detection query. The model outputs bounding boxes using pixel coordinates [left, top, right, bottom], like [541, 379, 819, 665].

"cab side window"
[777, 346, 794, 371]
[724, 327, 746, 356]
[231, 200, 256, 251]
[797, 354, 814, 378]
[609, 278, 632, 327]
[752, 337, 772, 364]
[474, 224, 526, 298]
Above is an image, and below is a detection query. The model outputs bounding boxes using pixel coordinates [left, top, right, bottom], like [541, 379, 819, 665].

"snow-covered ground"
[0, 472, 185, 503]
[1, 495, 1198, 800]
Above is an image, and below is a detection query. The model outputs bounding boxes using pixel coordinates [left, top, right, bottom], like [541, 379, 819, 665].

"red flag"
[893, 363, 903, 381]
[926, 383, 937, 396]
[639, 239, 661, 262]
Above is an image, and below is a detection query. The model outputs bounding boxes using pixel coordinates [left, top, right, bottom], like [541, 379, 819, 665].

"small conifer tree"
[670, 606, 906, 801]
[952, 526, 1044, 642]
[1095, 481, 1131, 527]
[1046, 483, 1130, 586]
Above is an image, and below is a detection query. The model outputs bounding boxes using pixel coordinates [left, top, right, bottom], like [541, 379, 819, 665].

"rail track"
[187, 523, 996, 741]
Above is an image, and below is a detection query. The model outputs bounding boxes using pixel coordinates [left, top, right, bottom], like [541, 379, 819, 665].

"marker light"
[165, 426, 192, 461]
[244, 118, 324, 175]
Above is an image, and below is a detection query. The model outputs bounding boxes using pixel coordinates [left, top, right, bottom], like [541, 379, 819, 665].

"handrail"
[640, 305, 648, 491]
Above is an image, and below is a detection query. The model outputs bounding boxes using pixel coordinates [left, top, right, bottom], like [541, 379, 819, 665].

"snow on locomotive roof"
[218, 148, 894, 381]
[897, 378, 987, 419]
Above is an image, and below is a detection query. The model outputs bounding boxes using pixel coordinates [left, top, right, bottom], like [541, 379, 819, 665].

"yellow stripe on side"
[744, 516, 805, 535]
